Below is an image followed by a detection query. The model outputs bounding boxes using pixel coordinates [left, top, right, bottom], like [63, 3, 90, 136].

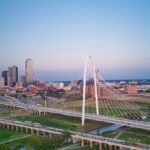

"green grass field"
[2, 135, 32, 150]
[11, 114, 108, 132]
[103, 127, 150, 145]
[0, 127, 27, 143]
[13, 114, 79, 131]
[102, 131, 118, 138]
[126, 128, 150, 136]
[119, 132, 150, 144]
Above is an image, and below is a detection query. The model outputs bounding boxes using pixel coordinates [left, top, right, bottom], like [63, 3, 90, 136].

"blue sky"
[0, 0, 150, 81]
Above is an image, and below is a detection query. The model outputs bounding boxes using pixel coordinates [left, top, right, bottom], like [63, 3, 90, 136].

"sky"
[0, 0, 150, 81]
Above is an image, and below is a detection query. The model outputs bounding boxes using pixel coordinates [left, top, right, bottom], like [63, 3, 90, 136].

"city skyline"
[0, 0, 150, 81]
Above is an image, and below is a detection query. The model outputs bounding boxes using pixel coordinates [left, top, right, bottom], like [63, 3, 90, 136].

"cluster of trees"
[25, 135, 64, 150]
[39, 89, 66, 99]
[0, 131, 71, 150]
[65, 94, 82, 101]
[46, 89, 66, 98]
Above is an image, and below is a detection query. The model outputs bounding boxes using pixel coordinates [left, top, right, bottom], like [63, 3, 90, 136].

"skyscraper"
[7, 66, 18, 86]
[2, 71, 8, 85]
[25, 58, 33, 83]
[21, 75, 26, 87]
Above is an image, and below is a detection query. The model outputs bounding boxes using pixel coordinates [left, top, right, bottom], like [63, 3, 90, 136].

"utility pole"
[44, 90, 47, 108]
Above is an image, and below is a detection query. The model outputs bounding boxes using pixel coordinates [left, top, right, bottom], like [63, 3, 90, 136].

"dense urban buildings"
[1, 58, 34, 88]
[2, 70, 8, 86]
[2, 66, 18, 87]
[25, 58, 33, 83]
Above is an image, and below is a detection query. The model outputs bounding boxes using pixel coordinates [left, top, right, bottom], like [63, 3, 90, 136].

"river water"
[88, 124, 131, 150]
[88, 124, 124, 135]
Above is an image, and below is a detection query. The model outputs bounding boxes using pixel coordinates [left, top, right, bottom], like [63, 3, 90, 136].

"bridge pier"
[114, 145, 117, 150]
[38, 111, 41, 115]
[81, 139, 84, 146]
[31, 129, 34, 134]
[7, 124, 10, 129]
[89, 140, 93, 148]
[36, 130, 39, 135]
[104, 143, 107, 148]
[26, 128, 28, 133]
[16, 126, 18, 131]
[72, 137, 76, 144]
[119, 145, 122, 150]
[109, 144, 112, 150]
[99, 142, 102, 150]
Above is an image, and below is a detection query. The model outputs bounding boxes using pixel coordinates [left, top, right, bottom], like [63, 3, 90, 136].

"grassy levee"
[102, 131, 119, 138]
[11, 114, 109, 132]
[119, 132, 150, 145]
[13, 114, 79, 131]
[102, 127, 150, 145]
[126, 128, 150, 136]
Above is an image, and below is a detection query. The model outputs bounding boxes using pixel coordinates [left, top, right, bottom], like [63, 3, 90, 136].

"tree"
[0, 144, 11, 150]
[63, 131, 71, 143]
[28, 136, 42, 150]
[41, 136, 51, 150]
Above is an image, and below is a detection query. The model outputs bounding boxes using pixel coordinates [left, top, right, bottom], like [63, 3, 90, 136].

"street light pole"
[44, 90, 47, 108]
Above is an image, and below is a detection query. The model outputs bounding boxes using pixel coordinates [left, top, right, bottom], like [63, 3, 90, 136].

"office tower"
[25, 58, 33, 83]
[8, 66, 18, 86]
[0, 77, 4, 87]
[2, 71, 8, 85]
[21, 75, 26, 87]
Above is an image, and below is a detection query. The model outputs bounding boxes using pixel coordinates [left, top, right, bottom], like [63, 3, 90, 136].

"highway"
[0, 97, 150, 130]
[72, 133, 150, 150]
[0, 118, 149, 150]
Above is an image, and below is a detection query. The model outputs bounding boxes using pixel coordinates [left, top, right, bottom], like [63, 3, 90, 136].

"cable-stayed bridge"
[0, 100, 150, 130]
[0, 56, 150, 130]
[45, 56, 150, 129]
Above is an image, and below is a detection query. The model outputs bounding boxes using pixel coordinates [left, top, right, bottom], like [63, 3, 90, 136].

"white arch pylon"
[82, 56, 99, 126]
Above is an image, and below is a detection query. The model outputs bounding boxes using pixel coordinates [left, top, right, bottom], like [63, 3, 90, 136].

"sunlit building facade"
[7, 66, 18, 87]
[124, 84, 137, 95]
[25, 58, 33, 83]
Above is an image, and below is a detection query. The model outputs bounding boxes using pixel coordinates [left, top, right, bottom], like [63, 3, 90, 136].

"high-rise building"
[8, 66, 18, 86]
[25, 58, 33, 83]
[2, 71, 8, 85]
[21, 75, 26, 86]
[0, 77, 4, 87]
